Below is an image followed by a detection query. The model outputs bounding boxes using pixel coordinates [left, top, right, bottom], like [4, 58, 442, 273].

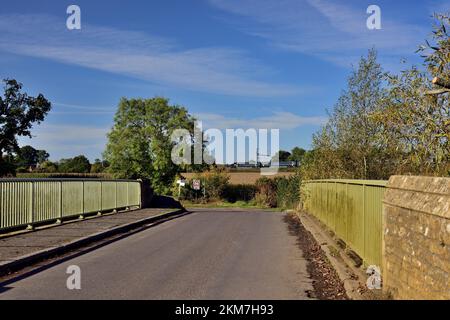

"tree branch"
[425, 77, 450, 95]
[425, 88, 450, 95]
[432, 77, 450, 89]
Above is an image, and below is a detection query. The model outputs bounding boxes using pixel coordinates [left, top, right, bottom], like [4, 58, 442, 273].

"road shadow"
[0, 210, 192, 291]
[151, 195, 185, 209]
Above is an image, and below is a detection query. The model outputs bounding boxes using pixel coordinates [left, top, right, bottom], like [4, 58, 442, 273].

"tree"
[39, 160, 58, 173]
[91, 159, 109, 173]
[421, 13, 450, 95]
[59, 155, 91, 173]
[272, 150, 291, 162]
[104, 97, 196, 194]
[36, 150, 50, 164]
[288, 147, 306, 163]
[303, 49, 389, 179]
[0, 79, 51, 174]
[15, 145, 49, 168]
[302, 13, 449, 179]
[373, 13, 449, 176]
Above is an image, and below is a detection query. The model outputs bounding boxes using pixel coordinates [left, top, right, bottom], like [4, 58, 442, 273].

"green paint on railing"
[0, 179, 141, 232]
[301, 179, 387, 268]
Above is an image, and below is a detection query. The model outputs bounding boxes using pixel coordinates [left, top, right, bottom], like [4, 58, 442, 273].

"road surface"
[0, 209, 313, 299]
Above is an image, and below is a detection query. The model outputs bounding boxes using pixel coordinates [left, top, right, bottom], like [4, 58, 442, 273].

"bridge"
[0, 176, 448, 300]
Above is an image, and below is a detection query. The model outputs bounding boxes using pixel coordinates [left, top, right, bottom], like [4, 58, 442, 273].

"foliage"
[288, 147, 306, 163]
[15, 145, 49, 167]
[104, 97, 196, 195]
[301, 13, 449, 180]
[38, 160, 59, 173]
[223, 184, 257, 203]
[372, 68, 449, 175]
[176, 169, 230, 202]
[90, 159, 109, 173]
[301, 49, 390, 179]
[418, 13, 450, 84]
[254, 177, 279, 208]
[0, 79, 51, 176]
[276, 174, 301, 210]
[201, 170, 230, 200]
[272, 150, 291, 162]
[58, 155, 91, 173]
[0, 155, 16, 177]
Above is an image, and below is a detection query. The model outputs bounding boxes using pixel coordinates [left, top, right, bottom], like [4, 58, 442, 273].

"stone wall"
[382, 176, 449, 300]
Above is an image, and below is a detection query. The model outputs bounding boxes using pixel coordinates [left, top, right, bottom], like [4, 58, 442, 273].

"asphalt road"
[0, 209, 313, 299]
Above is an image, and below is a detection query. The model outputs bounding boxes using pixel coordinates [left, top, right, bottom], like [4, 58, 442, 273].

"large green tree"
[0, 79, 51, 176]
[58, 155, 91, 173]
[104, 97, 196, 194]
[15, 145, 49, 168]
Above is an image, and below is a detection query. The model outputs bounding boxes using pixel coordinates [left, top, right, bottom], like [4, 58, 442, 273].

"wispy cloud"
[195, 111, 327, 129]
[18, 124, 110, 160]
[51, 102, 115, 115]
[0, 14, 306, 97]
[208, 0, 429, 67]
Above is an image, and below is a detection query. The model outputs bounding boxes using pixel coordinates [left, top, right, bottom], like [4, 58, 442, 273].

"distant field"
[15, 173, 112, 179]
[182, 172, 296, 185]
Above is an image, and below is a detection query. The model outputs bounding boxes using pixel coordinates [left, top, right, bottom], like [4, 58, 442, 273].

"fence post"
[98, 181, 103, 215]
[27, 181, 34, 230]
[126, 182, 130, 210]
[114, 181, 118, 213]
[57, 180, 63, 224]
[79, 181, 85, 219]
[345, 182, 348, 243]
[362, 183, 366, 266]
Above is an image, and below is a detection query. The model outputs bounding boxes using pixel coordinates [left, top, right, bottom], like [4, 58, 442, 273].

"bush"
[223, 184, 257, 203]
[276, 174, 301, 210]
[202, 170, 230, 200]
[254, 177, 278, 208]
[0, 159, 16, 177]
[175, 170, 230, 202]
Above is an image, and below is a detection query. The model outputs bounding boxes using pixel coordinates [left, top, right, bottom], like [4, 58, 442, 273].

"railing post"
[79, 181, 85, 219]
[126, 182, 130, 211]
[345, 182, 348, 243]
[362, 183, 366, 265]
[113, 181, 118, 213]
[27, 181, 34, 230]
[98, 181, 103, 215]
[57, 180, 63, 224]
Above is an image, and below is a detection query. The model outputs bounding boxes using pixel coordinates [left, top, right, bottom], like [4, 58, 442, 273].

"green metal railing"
[301, 179, 387, 268]
[0, 179, 141, 232]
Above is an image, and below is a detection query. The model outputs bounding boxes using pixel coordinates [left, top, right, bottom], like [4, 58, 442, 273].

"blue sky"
[0, 0, 448, 161]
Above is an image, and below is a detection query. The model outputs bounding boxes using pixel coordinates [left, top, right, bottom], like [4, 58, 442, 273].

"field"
[182, 172, 296, 185]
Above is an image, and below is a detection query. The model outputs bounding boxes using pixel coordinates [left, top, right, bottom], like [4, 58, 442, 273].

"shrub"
[276, 174, 301, 210]
[202, 170, 230, 200]
[223, 184, 257, 203]
[254, 177, 278, 208]
[175, 170, 230, 202]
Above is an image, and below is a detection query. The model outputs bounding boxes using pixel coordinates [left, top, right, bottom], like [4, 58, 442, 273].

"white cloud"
[195, 111, 327, 129]
[18, 124, 110, 160]
[208, 0, 428, 67]
[0, 14, 307, 97]
[51, 102, 115, 115]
